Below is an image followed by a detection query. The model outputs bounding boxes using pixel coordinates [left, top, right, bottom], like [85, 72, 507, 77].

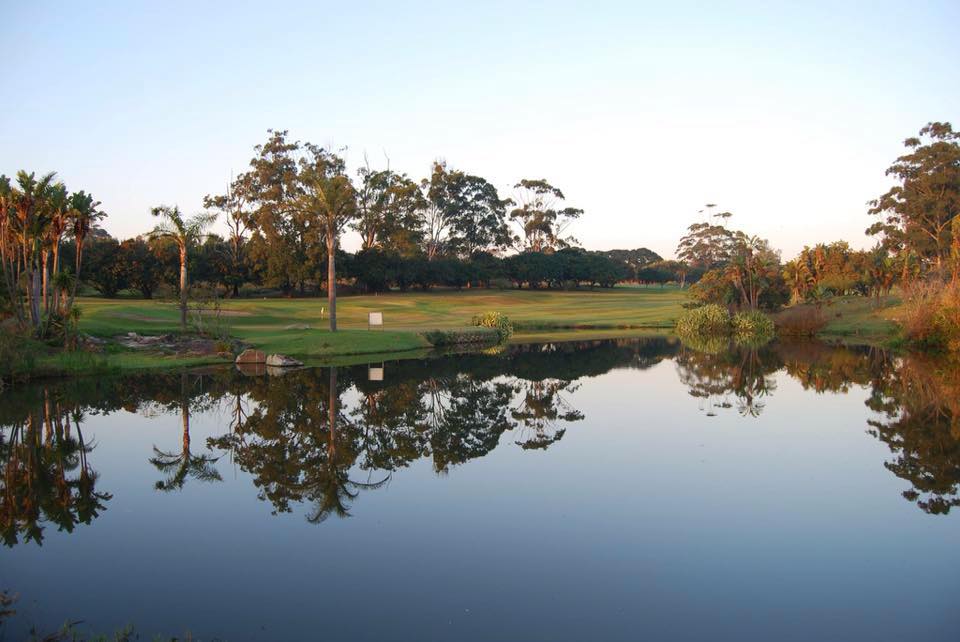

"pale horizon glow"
[2, 1, 958, 260]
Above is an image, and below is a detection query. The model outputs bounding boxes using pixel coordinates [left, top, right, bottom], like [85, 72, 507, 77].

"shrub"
[0, 328, 37, 383]
[901, 280, 960, 351]
[471, 311, 514, 341]
[675, 304, 732, 337]
[422, 328, 498, 347]
[732, 310, 776, 340]
[775, 306, 828, 337]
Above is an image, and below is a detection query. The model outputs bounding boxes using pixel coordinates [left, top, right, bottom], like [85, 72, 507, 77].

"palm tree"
[295, 148, 357, 331]
[41, 183, 69, 318]
[11, 171, 59, 333]
[148, 206, 217, 332]
[66, 190, 104, 311]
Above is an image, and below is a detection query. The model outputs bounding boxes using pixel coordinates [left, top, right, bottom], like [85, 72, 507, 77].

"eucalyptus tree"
[510, 179, 583, 252]
[242, 130, 308, 294]
[203, 173, 254, 297]
[296, 145, 358, 331]
[422, 161, 512, 259]
[148, 206, 217, 331]
[868, 122, 960, 277]
[353, 163, 426, 255]
[675, 204, 737, 271]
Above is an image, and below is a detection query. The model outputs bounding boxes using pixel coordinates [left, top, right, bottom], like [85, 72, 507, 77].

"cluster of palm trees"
[781, 242, 897, 305]
[0, 171, 103, 339]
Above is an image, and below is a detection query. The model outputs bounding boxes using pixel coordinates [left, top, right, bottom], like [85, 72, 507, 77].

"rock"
[236, 348, 266, 364]
[266, 354, 302, 368]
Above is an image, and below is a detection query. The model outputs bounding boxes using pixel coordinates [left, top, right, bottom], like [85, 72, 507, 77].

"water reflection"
[0, 389, 110, 546]
[149, 374, 222, 492]
[1, 336, 959, 546]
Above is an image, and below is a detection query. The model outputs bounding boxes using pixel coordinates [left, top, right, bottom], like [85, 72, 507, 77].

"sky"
[2, 0, 958, 260]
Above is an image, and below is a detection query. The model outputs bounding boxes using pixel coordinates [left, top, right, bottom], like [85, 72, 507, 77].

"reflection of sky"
[4, 359, 958, 641]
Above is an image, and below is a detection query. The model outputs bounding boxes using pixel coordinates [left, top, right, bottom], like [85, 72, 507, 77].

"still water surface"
[2, 338, 958, 640]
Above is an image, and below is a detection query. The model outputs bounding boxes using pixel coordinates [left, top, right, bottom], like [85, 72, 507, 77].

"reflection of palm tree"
[150, 375, 221, 491]
[675, 345, 778, 418]
[0, 393, 110, 547]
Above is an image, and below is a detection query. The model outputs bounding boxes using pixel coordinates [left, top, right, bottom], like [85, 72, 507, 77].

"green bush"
[471, 311, 514, 341]
[675, 304, 732, 336]
[676, 305, 775, 349]
[732, 310, 776, 340]
[422, 327, 499, 347]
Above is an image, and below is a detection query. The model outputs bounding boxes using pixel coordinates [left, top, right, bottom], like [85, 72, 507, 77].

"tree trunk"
[328, 366, 338, 460]
[52, 244, 61, 314]
[327, 234, 337, 332]
[41, 250, 50, 315]
[30, 269, 41, 333]
[181, 375, 191, 456]
[67, 237, 85, 313]
[179, 246, 188, 332]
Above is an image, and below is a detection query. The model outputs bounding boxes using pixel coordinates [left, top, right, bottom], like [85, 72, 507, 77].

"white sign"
[368, 312, 383, 327]
[368, 366, 384, 381]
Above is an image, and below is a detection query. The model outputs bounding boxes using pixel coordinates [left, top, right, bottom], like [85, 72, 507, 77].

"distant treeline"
[58, 235, 679, 297]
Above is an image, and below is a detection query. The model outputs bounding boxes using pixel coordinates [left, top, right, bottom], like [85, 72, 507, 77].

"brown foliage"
[773, 305, 827, 337]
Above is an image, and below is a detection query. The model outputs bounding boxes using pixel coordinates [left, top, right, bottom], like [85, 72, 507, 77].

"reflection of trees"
[510, 379, 582, 450]
[149, 374, 222, 492]
[674, 344, 780, 417]
[677, 338, 960, 516]
[866, 354, 960, 515]
[209, 367, 391, 522]
[0, 389, 110, 547]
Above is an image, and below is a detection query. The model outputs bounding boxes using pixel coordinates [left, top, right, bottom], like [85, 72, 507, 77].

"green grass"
[12, 288, 911, 379]
[817, 295, 904, 345]
[77, 288, 687, 351]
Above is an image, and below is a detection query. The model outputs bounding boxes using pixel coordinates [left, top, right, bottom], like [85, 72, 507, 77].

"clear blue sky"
[2, 1, 958, 259]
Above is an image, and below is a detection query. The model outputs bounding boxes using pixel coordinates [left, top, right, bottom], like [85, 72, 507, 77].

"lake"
[2, 338, 958, 641]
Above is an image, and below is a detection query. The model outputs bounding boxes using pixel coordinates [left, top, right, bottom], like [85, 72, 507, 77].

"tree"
[148, 206, 216, 331]
[510, 179, 582, 252]
[724, 234, 785, 310]
[2, 171, 59, 333]
[675, 204, 737, 272]
[868, 122, 960, 276]
[691, 234, 786, 310]
[84, 237, 127, 297]
[66, 190, 105, 310]
[203, 173, 254, 297]
[242, 130, 313, 294]
[422, 161, 512, 259]
[353, 163, 426, 255]
[296, 145, 357, 331]
[118, 237, 163, 299]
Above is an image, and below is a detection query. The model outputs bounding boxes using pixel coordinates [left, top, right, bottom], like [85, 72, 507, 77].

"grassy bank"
[6, 287, 914, 380]
[785, 296, 904, 346]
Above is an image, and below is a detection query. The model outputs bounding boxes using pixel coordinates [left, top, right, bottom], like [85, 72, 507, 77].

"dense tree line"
[4, 122, 956, 337]
[76, 239, 635, 295]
